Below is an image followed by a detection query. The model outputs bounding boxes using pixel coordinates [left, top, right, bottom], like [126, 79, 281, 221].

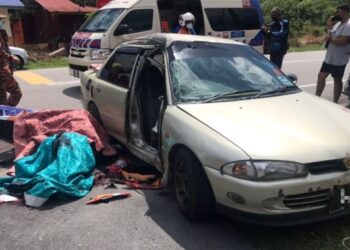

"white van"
[69, 0, 264, 77]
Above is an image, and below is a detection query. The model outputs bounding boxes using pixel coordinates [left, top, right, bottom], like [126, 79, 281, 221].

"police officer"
[262, 7, 289, 68]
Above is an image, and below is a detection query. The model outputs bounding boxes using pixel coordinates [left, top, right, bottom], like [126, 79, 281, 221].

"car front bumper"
[204, 166, 350, 225]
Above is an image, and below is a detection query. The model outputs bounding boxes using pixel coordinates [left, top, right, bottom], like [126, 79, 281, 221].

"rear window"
[205, 8, 261, 31]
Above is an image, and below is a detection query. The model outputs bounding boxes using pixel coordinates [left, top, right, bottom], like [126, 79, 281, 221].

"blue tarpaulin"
[0, 132, 96, 207]
[0, 0, 24, 9]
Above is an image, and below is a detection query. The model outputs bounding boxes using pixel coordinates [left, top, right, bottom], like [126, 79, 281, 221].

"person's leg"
[316, 72, 329, 97]
[333, 77, 343, 103]
[5, 74, 22, 106]
[270, 53, 284, 68]
[0, 73, 8, 105]
[332, 64, 346, 103]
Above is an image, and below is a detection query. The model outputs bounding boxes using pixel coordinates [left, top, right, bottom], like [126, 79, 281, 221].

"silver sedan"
[80, 33, 350, 225]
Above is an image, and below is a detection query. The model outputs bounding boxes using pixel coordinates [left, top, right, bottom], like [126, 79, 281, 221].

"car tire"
[173, 148, 216, 220]
[12, 55, 24, 70]
[88, 102, 103, 126]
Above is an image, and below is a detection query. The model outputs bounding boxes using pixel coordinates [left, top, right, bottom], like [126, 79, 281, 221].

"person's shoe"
[346, 102, 350, 109]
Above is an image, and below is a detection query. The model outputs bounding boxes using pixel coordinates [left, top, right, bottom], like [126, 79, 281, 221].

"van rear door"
[201, 0, 264, 53]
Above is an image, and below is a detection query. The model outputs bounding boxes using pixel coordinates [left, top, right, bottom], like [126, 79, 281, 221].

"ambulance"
[69, 0, 264, 77]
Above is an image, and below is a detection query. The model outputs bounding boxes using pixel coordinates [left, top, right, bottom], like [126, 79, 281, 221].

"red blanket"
[13, 109, 117, 159]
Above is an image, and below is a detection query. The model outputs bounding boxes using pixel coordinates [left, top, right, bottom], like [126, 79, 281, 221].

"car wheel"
[88, 102, 103, 126]
[12, 55, 24, 70]
[173, 148, 216, 220]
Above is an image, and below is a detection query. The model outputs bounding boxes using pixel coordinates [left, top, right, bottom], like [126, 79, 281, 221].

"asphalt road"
[1, 50, 350, 250]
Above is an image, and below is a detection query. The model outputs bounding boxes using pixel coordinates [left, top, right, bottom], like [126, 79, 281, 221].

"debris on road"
[0, 106, 163, 208]
[86, 192, 131, 205]
[0, 194, 21, 205]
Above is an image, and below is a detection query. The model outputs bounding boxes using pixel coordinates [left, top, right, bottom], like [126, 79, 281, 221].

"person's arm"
[270, 20, 289, 38]
[328, 35, 350, 45]
[326, 22, 350, 46]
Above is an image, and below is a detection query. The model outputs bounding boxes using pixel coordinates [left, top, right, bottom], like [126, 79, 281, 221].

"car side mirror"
[114, 24, 132, 36]
[287, 73, 298, 84]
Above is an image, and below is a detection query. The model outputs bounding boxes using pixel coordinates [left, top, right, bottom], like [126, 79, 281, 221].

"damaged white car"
[80, 33, 350, 225]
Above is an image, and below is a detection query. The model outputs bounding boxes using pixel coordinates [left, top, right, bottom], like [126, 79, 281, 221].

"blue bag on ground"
[0, 132, 96, 207]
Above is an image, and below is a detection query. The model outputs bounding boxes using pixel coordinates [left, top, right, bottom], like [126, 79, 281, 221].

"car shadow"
[142, 188, 350, 250]
[142, 188, 254, 250]
[62, 86, 81, 99]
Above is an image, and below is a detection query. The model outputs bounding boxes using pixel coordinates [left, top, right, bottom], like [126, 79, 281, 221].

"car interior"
[136, 63, 165, 147]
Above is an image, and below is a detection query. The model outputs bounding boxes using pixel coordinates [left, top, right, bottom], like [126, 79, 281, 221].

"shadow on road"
[143, 188, 254, 250]
[62, 86, 81, 99]
[143, 189, 350, 250]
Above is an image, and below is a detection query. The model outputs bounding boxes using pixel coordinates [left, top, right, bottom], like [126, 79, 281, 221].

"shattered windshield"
[168, 42, 299, 103]
[79, 8, 125, 32]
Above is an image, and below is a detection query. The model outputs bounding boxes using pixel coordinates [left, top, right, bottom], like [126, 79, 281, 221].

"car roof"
[122, 33, 247, 49]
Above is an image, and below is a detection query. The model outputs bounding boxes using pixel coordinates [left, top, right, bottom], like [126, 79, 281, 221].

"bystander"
[316, 4, 350, 103]
[262, 7, 289, 68]
[0, 14, 22, 106]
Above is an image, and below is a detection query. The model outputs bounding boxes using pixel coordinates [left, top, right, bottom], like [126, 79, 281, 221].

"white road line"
[284, 59, 322, 64]
[299, 79, 347, 88]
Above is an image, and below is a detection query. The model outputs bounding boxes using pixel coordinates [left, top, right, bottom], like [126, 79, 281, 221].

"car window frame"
[99, 47, 142, 89]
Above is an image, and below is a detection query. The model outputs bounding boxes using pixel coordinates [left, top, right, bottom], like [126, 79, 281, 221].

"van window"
[158, 0, 205, 35]
[119, 9, 153, 33]
[205, 8, 260, 31]
[100, 50, 138, 88]
[79, 8, 125, 32]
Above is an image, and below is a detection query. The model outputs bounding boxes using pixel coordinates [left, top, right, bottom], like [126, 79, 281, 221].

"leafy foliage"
[260, 0, 350, 36]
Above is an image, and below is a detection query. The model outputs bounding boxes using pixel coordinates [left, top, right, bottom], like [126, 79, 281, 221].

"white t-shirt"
[325, 19, 350, 66]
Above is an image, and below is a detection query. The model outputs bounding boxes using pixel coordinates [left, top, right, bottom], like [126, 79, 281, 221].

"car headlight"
[221, 160, 308, 181]
[90, 49, 110, 60]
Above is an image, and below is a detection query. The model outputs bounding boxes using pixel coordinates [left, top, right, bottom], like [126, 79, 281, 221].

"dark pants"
[0, 71, 22, 106]
[270, 53, 285, 68]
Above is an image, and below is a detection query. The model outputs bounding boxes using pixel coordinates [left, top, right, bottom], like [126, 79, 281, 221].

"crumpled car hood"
[178, 92, 350, 163]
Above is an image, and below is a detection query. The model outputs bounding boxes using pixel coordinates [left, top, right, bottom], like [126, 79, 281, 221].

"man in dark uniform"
[0, 14, 22, 106]
[262, 7, 289, 68]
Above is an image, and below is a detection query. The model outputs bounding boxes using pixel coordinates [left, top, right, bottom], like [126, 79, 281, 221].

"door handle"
[95, 87, 102, 93]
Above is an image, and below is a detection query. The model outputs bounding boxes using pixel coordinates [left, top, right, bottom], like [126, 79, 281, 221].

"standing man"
[262, 7, 289, 68]
[0, 14, 22, 106]
[316, 4, 350, 103]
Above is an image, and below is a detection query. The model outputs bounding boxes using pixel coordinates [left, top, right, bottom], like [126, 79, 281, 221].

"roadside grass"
[23, 44, 324, 71]
[289, 43, 325, 52]
[239, 216, 350, 250]
[26, 57, 68, 70]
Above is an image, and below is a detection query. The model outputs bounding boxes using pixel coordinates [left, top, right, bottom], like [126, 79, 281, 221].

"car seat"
[138, 65, 165, 145]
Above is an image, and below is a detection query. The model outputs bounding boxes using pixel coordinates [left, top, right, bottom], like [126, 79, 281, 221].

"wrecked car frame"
[80, 33, 350, 225]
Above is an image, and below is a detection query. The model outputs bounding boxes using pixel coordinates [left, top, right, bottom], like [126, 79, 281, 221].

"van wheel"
[88, 103, 103, 126]
[173, 148, 215, 220]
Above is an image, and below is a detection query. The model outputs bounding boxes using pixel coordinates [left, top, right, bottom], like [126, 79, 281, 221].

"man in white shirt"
[316, 4, 350, 103]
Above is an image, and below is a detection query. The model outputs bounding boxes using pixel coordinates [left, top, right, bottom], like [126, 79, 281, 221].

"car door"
[92, 47, 141, 142]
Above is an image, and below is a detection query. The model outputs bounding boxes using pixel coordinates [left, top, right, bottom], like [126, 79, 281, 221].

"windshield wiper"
[203, 89, 261, 103]
[94, 28, 107, 32]
[255, 85, 299, 98]
[78, 28, 91, 32]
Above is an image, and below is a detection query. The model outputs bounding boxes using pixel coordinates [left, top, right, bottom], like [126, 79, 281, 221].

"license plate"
[69, 68, 81, 78]
[329, 185, 350, 214]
